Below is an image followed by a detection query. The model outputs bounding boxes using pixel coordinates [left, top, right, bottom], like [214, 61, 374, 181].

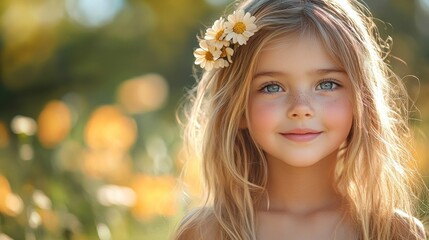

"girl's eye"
[316, 80, 340, 91]
[260, 83, 284, 93]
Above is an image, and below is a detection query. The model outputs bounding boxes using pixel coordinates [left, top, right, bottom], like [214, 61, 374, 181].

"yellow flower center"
[220, 47, 227, 58]
[215, 30, 224, 40]
[205, 51, 214, 61]
[233, 22, 246, 34]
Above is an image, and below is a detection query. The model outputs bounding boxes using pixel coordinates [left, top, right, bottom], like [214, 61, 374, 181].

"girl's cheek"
[249, 99, 283, 129]
[322, 98, 353, 127]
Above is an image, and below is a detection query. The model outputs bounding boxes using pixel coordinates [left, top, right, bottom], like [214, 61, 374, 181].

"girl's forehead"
[257, 34, 337, 66]
[258, 32, 344, 70]
[260, 32, 322, 53]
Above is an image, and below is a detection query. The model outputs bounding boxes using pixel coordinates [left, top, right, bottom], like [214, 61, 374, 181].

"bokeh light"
[1, 0, 62, 89]
[0, 175, 23, 217]
[0, 233, 13, 240]
[65, 0, 124, 27]
[130, 174, 178, 220]
[39, 209, 60, 233]
[84, 105, 137, 151]
[29, 210, 42, 229]
[37, 100, 72, 148]
[33, 190, 52, 210]
[83, 149, 132, 182]
[415, 0, 429, 36]
[11, 115, 37, 136]
[419, 0, 429, 11]
[97, 223, 112, 240]
[117, 73, 169, 114]
[97, 185, 136, 207]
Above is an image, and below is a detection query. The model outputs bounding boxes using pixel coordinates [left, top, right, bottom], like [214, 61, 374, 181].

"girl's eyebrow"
[253, 68, 346, 79]
[253, 71, 282, 79]
[314, 68, 347, 75]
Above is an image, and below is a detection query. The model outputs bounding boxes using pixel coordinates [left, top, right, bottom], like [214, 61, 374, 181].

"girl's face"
[246, 34, 353, 167]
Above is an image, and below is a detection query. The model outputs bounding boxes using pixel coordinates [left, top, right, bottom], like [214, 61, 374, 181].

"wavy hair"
[174, 0, 425, 239]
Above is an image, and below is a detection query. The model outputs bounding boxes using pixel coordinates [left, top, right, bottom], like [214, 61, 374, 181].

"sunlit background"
[0, 0, 428, 239]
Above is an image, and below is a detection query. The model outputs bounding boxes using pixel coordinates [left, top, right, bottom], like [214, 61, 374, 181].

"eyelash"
[258, 81, 284, 94]
[258, 79, 342, 94]
[315, 79, 342, 91]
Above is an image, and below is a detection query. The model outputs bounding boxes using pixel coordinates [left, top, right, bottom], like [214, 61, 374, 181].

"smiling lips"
[281, 128, 322, 142]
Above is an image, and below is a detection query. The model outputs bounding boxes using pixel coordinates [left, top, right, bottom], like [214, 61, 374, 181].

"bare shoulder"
[393, 209, 427, 240]
[173, 207, 219, 240]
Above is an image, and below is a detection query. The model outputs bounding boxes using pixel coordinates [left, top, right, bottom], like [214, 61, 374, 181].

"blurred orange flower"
[39, 209, 60, 233]
[37, 100, 72, 148]
[130, 174, 178, 220]
[83, 149, 132, 183]
[117, 73, 169, 114]
[84, 105, 137, 151]
[0, 175, 23, 216]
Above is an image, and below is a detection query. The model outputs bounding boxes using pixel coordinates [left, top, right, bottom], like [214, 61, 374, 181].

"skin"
[246, 34, 356, 239]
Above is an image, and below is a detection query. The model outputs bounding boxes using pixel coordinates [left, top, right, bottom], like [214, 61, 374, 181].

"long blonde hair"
[174, 0, 425, 239]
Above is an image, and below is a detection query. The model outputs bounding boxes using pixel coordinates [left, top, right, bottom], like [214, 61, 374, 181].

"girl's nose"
[287, 93, 314, 119]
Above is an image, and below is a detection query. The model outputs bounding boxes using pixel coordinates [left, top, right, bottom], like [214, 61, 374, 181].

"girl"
[175, 0, 426, 239]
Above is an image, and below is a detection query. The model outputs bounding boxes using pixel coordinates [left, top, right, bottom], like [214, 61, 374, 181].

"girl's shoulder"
[173, 207, 219, 240]
[392, 209, 426, 240]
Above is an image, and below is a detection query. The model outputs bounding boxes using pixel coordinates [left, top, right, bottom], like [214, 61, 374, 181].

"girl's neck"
[264, 150, 342, 215]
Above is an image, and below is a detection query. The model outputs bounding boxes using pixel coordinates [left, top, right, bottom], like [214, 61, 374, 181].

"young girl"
[175, 0, 426, 239]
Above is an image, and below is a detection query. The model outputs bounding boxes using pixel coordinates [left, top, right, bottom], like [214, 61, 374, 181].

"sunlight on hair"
[117, 74, 169, 114]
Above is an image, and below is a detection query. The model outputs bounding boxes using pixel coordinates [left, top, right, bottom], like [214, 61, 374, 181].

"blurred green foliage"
[0, 0, 428, 239]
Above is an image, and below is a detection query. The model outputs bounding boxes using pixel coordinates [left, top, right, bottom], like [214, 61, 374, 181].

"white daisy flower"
[220, 45, 234, 63]
[194, 40, 221, 71]
[224, 10, 257, 45]
[214, 46, 234, 68]
[204, 17, 229, 49]
[215, 58, 229, 68]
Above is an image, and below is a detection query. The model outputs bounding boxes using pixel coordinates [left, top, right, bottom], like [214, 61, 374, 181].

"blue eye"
[316, 80, 339, 91]
[260, 83, 284, 93]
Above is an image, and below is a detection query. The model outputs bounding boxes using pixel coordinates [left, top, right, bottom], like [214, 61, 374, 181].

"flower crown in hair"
[194, 10, 258, 71]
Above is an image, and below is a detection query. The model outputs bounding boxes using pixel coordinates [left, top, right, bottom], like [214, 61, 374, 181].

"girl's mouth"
[280, 128, 322, 142]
